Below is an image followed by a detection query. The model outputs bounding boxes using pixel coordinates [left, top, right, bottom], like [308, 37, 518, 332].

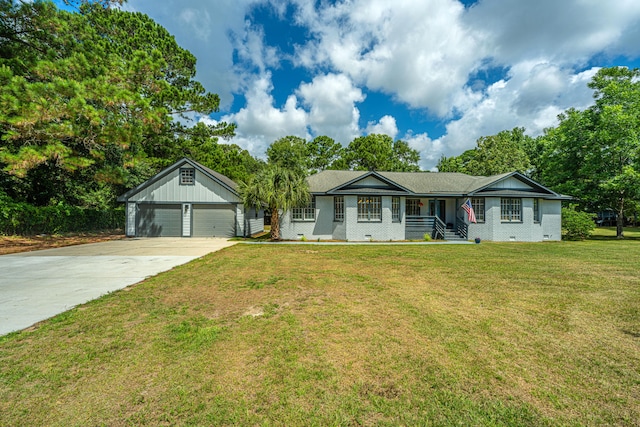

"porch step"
[444, 230, 467, 241]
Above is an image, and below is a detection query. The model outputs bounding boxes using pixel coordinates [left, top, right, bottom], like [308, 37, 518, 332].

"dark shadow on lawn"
[621, 329, 640, 338]
[589, 226, 640, 240]
[589, 235, 640, 241]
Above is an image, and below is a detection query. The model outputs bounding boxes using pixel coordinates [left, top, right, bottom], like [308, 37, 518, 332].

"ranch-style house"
[279, 170, 570, 242]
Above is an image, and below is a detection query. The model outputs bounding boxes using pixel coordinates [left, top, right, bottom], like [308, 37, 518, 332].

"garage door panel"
[193, 205, 235, 237]
[136, 204, 181, 237]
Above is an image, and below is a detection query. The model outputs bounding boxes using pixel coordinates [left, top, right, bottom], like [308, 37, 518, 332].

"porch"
[405, 215, 468, 241]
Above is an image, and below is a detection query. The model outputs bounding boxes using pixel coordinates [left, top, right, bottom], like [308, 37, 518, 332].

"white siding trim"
[182, 204, 191, 237]
[126, 203, 136, 237]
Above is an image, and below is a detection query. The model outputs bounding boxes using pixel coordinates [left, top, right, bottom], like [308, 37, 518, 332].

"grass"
[1, 241, 639, 426]
[591, 226, 640, 240]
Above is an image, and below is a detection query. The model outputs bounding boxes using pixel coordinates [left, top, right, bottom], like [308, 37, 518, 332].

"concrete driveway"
[0, 238, 236, 336]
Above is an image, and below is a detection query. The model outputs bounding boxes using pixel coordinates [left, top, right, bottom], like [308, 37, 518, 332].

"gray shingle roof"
[307, 170, 569, 199]
[307, 170, 368, 193]
[378, 171, 477, 194]
[197, 162, 238, 191]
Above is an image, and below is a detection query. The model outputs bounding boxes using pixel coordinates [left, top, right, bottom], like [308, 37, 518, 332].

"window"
[358, 196, 381, 221]
[392, 197, 401, 222]
[334, 196, 344, 221]
[471, 198, 485, 223]
[292, 197, 316, 221]
[180, 168, 195, 185]
[501, 198, 522, 222]
[533, 199, 541, 223]
[406, 198, 421, 216]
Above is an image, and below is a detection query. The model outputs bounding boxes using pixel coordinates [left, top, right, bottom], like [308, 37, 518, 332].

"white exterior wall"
[468, 197, 562, 242]
[280, 196, 337, 240]
[127, 167, 240, 204]
[346, 195, 405, 241]
[281, 195, 405, 241]
[538, 199, 562, 241]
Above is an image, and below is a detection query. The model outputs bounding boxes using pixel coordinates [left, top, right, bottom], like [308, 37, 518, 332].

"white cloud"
[365, 115, 398, 140]
[222, 73, 309, 157]
[465, 0, 640, 65]
[235, 20, 280, 72]
[297, 73, 365, 144]
[178, 8, 212, 41]
[403, 132, 439, 171]
[430, 63, 601, 167]
[293, 0, 484, 117]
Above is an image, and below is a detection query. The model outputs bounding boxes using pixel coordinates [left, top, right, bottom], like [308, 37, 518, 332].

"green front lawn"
[591, 226, 640, 240]
[1, 241, 639, 426]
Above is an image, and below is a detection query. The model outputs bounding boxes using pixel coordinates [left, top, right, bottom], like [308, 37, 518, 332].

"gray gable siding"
[491, 176, 533, 190]
[126, 167, 240, 204]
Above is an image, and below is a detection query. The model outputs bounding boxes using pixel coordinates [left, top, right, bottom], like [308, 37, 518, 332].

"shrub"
[562, 205, 595, 240]
[0, 194, 124, 235]
[423, 232, 432, 242]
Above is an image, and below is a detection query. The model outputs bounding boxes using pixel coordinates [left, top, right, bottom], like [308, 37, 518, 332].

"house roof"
[117, 158, 238, 202]
[308, 170, 571, 200]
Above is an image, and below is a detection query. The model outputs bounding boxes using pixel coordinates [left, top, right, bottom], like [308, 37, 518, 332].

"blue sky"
[78, 1, 640, 169]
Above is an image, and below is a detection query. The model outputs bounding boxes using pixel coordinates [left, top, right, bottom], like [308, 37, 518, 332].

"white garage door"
[136, 204, 182, 237]
[192, 204, 236, 237]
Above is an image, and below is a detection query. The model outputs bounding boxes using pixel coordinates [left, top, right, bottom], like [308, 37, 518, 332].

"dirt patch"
[0, 230, 125, 255]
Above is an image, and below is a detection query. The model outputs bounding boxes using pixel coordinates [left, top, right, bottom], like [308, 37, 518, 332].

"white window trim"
[358, 196, 382, 222]
[392, 196, 401, 222]
[501, 198, 522, 222]
[471, 197, 485, 223]
[179, 168, 195, 186]
[406, 198, 421, 216]
[292, 197, 316, 222]
[334, 196, 344, 222]
[533, 198, 541, 223]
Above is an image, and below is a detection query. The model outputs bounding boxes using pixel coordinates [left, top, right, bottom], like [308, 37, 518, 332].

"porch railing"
[455, 216, 468, 239]
[433, 216, 446, 240]
[406, 215, 446, 240]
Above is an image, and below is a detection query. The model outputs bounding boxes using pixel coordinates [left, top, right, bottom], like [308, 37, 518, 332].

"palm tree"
[239, 165, 310, 240]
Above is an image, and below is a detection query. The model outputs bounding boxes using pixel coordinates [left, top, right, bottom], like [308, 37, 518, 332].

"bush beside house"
[561, 206, 595, 240]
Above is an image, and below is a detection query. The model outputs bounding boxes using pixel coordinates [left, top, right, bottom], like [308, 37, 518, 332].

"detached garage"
[118, 158, 263, 238]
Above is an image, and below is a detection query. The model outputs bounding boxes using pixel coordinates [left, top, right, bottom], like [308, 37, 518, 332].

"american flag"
[462, 198, 477, 223]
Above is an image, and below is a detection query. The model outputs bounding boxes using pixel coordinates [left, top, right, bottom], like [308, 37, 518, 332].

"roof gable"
[468, 172, 568, 199]
[117, 158, 238, 202]
[325, 171, 412, 195]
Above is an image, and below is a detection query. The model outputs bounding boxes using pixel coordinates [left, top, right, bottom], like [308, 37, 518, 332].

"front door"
[428, 200, 446, 222]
